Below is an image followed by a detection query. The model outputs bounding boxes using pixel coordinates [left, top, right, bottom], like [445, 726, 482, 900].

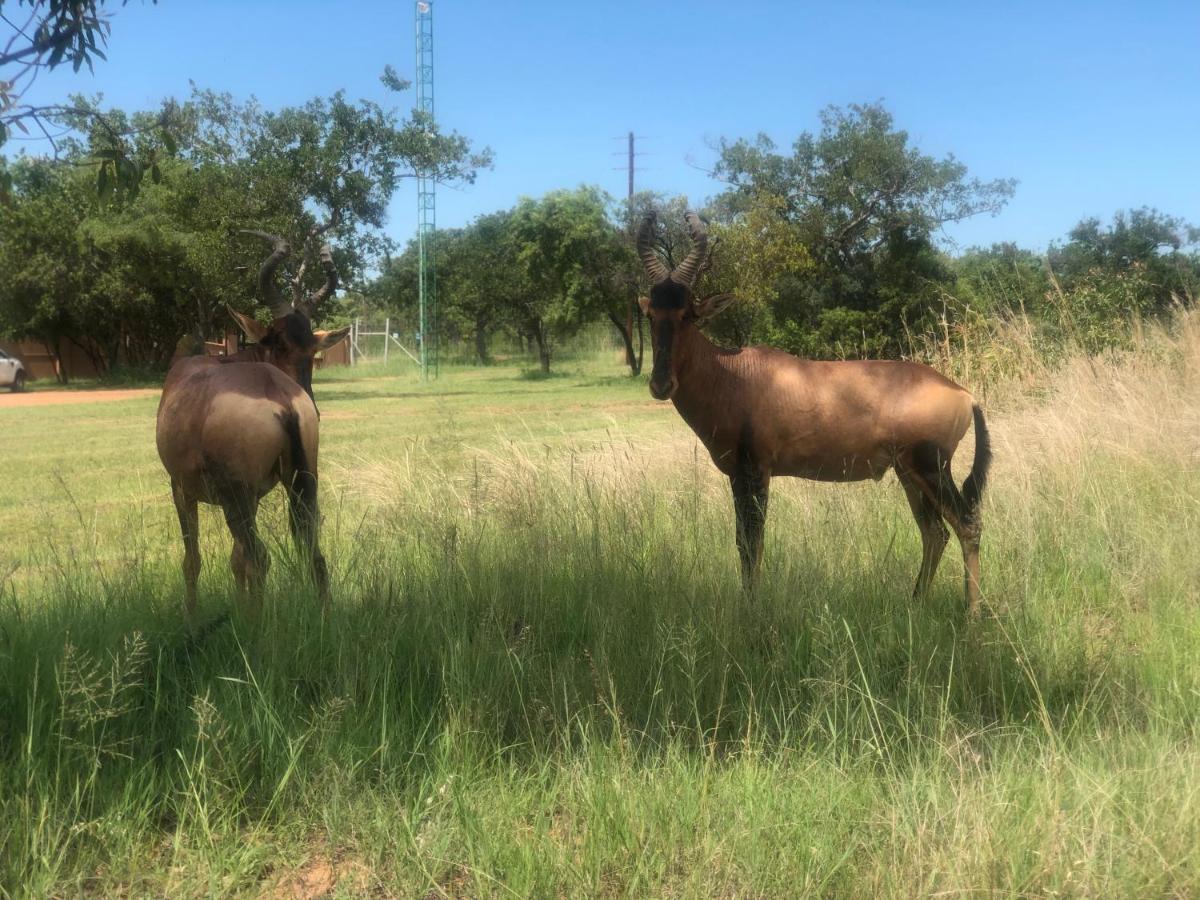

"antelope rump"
[156, 230, 350, 616]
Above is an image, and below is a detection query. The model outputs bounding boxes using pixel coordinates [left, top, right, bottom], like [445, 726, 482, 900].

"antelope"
[636, 212, 993, 614]
[156, 231, 350, 616]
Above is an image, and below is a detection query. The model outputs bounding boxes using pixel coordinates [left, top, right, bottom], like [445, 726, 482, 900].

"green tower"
[415, 0, 437, 378]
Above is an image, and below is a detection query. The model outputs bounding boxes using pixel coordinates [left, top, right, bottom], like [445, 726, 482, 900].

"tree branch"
[0, 38, 50, 68]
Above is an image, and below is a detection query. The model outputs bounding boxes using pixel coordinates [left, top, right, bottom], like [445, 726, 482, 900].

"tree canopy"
[0, 81, 489, 378]
[954, 208, 1200, 351]
[710, 102, 1015, 356]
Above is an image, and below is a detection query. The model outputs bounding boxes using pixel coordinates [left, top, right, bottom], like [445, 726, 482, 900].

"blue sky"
[11, 0, 1200, 252]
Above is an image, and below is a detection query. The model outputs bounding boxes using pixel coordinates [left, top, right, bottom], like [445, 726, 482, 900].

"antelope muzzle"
[648, 319, 677, 400]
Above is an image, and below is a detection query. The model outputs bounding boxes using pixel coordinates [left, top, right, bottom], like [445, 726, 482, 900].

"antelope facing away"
[636, 212, 993, 613]
[156, 231, 350, 616]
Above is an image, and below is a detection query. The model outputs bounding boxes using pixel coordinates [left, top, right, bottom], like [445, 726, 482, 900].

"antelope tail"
[961, 404, 992, 516]
[278, 411, 318, 514]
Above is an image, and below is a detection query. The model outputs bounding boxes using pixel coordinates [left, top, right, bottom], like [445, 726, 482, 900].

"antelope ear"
[637, 295, 651, 315]
[315, 326, 351, 351]
[693, 293, 738, 322]
[228, 306, 269, 342]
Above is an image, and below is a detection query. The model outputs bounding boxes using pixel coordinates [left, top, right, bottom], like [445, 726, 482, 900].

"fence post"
[383, 317, 390, 366]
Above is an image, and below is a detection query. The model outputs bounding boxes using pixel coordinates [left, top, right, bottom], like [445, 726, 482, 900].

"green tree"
[377, 213, 522, 366]
[1040, 209, 1200, 351]
[168, 83, 490, 317]
[1049, 208, 1200, 310]
[0, 81, 490, 373]
[701, 192, 813, 348]
[508, 187, 627, 373]
[712, 102, 1015, 356]
[440, 212, 524, 364]
[952, 211, 1200, 355]
[0, 157, 92, 380]
[952, 243, 1049, 318]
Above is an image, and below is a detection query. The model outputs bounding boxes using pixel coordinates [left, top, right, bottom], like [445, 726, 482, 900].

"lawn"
[1, 335, 1198, 896]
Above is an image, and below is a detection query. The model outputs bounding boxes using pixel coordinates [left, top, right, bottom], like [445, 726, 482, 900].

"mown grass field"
[1, 327, 1199, 897]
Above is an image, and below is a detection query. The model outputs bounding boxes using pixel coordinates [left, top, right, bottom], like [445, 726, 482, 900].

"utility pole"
[627, 131, 635, 204]
[626, 131, 638, 372]
[613, 131, 647, 374]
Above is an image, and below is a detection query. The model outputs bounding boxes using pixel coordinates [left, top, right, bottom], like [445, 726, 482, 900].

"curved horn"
[298, 243, 339, 319]
[670, 211, 709, 286]
[636, 213, 670, 283]
[239, 229, 293, 319]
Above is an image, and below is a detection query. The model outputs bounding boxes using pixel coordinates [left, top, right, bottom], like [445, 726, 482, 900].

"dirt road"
[0, 388, 159, 408]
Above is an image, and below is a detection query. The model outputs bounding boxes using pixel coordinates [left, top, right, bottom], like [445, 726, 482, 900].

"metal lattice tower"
[415, 0, 436, 378]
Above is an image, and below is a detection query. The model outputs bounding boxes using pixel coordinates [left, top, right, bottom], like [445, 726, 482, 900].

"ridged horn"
[670, 211, 708, 286]
[636, 213, 670, 284]
[240, 229, 294, 319]
[298, 243, 338, 320]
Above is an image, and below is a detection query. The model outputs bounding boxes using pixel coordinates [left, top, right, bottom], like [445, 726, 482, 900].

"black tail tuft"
[278, 411, 318, 513]
[279, 408, 329, 597]
[961, 404, 991, 514]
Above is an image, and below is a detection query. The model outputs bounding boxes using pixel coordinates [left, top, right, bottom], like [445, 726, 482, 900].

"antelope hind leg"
[907, 447, 983, 617]
[899, 473, 949, 598]
[171, 480, 201, 618]
[220, 493, 269, 617]
[285, 470, 330, 607]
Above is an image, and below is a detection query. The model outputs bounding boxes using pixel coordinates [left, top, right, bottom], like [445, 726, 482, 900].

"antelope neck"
[227, 345, 270, 364]
[223, 344, 295, 382]
[669, 323, 745, 433]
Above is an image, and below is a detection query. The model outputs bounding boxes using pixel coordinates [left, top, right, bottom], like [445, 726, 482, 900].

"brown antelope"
[156, 231, 349, 616]
[636, 212, 993, 613]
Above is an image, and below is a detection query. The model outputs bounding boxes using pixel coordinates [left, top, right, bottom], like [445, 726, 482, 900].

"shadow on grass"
[517, 368, 574, 381]
[581, 373, 645, 389]
[0, 544, 1113, 788]
[315, 388, 476, 403]
[0, 530, 1141, 898]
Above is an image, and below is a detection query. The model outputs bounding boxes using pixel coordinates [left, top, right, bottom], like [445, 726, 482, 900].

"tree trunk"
[606, 299, 644, 376]
[533, 324, 551, 373]
[46, 336, 68, 384]
[474, 313, 491, 365]
[68, 335, 108, 378]
[607, 309, 638, 376]
[635, 306, 644, 373]
[104, 322, 123, 374]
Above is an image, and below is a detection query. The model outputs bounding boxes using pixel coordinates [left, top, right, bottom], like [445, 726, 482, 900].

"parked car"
[0, 349, 28, 392]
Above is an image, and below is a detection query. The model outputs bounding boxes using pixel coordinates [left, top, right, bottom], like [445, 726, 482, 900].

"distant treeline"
[2, 97, 1196, 380]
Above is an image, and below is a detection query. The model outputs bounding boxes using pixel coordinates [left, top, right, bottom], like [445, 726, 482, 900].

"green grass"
[1, 343, 1198, 896]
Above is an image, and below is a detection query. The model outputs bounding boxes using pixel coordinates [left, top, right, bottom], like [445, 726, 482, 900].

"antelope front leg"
[730, 467, 770, 591]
